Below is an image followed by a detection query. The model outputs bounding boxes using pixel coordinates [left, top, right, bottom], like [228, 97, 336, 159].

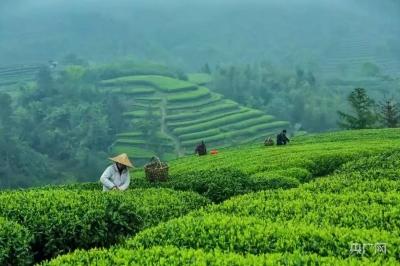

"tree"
[337, 88, 377, 129]
[201, 63, 211, 74]
[378, 97, 399, 128]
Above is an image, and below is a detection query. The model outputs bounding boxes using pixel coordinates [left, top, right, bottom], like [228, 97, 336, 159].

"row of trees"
[202, 62, 399, 132]
[206, 62, 341, 131]
[338, 88, 399, 129]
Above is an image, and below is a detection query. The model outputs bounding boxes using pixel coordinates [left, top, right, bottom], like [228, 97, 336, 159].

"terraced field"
[7, 128, 399, 265]
[0, 64, 41, 87]
[320, 32, 400, 77]
[100, 73, 289, 164]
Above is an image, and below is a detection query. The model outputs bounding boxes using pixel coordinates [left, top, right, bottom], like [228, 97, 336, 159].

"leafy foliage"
[0, 217, 32, 266]
[42, 246, 395, 266]
[0, 188, 209, 263]
[127, 213, 400, 259]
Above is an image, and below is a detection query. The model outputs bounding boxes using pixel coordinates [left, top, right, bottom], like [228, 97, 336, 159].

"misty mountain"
[0, 0, 399, 75]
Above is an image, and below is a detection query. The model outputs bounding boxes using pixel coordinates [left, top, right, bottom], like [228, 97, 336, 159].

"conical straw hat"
[109, 153, 134, 168]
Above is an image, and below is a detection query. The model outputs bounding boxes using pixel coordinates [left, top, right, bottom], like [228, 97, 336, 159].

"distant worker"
[276, 129, 290, 146]
[100, 153, 133, 191]
[264, 137, 274, 146]
[195, 141, 207, 156]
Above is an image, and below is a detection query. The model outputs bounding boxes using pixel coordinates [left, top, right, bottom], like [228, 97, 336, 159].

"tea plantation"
[100, 73, 289, 164]
[2, 128, 400, 265]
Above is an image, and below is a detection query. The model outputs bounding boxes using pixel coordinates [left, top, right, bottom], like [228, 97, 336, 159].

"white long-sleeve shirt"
[100, 164, 130, 191]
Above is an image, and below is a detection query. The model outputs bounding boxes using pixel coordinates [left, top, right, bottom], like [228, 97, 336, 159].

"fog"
[1, 0, 399, 72]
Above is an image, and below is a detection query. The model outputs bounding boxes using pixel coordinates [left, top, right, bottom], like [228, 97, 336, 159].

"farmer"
[276, 129, 290, 146]
[195, 141, 207, 156]
[100, 153, 133, 191]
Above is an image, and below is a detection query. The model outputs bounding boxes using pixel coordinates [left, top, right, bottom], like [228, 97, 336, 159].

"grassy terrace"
[187, 73, 212, 85]
[172, 109, 264, 136]
[100, 75, 197, 92]
[106, 86, 156, 96]
[123, 110, 161, 118]
[166, 100, 239, 122]
[166, 93, 224, 111]
[115, 139, 174, 147]
[117, 131, 171, 140]
[221, 115, 276, 131]
[166, 86, 210, 102]
[168, 109, 247, 128]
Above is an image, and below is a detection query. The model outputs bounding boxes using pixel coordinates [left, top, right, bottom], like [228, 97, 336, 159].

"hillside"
[100, 73, 289, 164]
[2, 128, 400, 265]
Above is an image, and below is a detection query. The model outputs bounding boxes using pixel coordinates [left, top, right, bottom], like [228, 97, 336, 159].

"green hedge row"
[212, 189, 400, 230]
[0, 217, 32, 265]
[42, 246, 396, 266]
[132, 168, 302, 203]
[303, 170, 400, 194]
[0, 190, 141, 262]
[0, 188, 209, 263]
[127, 213, 400, 259]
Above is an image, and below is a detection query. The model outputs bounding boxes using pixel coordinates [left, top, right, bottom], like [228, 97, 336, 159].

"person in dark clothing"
[195, 141, 207, 156]
[276, 130, 290, 145]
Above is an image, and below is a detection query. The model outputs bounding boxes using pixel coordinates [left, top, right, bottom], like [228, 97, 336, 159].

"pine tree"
[378, 98, 399, 128]
[337, 88, 377, 129]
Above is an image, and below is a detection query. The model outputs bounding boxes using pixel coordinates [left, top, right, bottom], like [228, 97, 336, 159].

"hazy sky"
[0, 0, 399, 72]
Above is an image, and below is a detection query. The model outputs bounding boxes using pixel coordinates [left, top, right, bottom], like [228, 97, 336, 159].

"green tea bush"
[212, 189, 400, 230]
[35, 182, 102, 191]
[160, 168, 254, 203]
[0, 190, 141, 261]
[305, 153, 359, 176]
[42, 246, 396, 266]
[0, 186, 210, 261]
[251, 174, 300, 189]
[339, 150, 400, 174]
[117, 188, 211, 228]
[0, 217, 32, 265]
[127, 213, 400, 259]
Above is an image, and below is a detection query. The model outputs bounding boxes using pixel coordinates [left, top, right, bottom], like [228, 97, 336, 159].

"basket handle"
[150, 156, 162, 167]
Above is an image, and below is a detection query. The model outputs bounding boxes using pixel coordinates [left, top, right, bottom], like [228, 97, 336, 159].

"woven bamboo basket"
[144, 156, 169, 182]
